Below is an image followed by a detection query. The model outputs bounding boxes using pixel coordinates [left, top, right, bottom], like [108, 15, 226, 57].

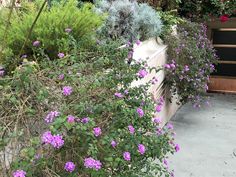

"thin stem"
[18, 0, 47, 58]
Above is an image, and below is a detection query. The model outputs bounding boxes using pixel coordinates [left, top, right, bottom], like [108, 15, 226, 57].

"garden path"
[169, 93, 236, 177]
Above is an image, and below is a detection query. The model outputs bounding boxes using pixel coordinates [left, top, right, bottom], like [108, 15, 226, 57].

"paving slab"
[169, 93, 236, 177]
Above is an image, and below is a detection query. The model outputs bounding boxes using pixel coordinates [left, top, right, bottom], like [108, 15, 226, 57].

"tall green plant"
[0, 0, 104, 71]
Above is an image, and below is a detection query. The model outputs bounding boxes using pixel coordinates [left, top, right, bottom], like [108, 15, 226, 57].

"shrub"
[96, 0, 163, 42]
[137, 0, 180, 11]
[179, 0, 236, 21]
[163, 20, 218, 106]
[159, 11, 183, 37]
[0, 0, 104, 71]
[0, 39, 178, 176]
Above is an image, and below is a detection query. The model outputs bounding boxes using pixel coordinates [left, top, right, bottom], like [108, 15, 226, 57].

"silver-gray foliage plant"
[96, 0, 163, 42]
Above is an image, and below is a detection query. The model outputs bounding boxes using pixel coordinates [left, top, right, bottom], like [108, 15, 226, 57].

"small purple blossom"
[114, 92, 123, 98]
[58, 74, 65, 80]
[137, 69, 148, 78]
[65, 28, 72, 33]
[124, 89, 129, 95]
[84, 157, 102, 170]
[123, 151, 131, 161]
[93, 127, 102, 137]
[45, 111, 60, 123]
[41, 131, 64, 149]
[163, 159, 168, 168]
[128, 125, 135, 134]
[184, 65, 189, 72]
[136, 107, 144, 118]
[156, 128, 163, 136]
[41, 131, 53, 144]
[152, 117, 162, 124]
[111, 140, 117, 148]
[58, 52, 65, 58]
[67, 115, 75, 123]
[33, 40, 40, 47]
[175, 144, 180, 152]
[62, 86, 73, 96]
[0, 70, 5, 77]
[51, 134, 64, 149]
[164, 64, 171, 69]
[158, 96, 165, 106]
[138, 144, 146, 155]
[12, 170, 26, 177]
[170, 63, 176, 69]
[155, 105, 162, 112]
[136, 40, 141, 45]
[64, 161, 76, 173]
[166, 123, 174, 130]
[81, 117, 89, 123]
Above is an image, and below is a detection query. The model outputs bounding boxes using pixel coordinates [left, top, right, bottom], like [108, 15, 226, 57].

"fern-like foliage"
[96, 0, 163, 42]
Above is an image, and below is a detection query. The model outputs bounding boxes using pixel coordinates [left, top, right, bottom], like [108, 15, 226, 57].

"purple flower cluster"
[67, 115, 75, 123]
[45, 111, 60, 123]
[136, 40, 141, 46]
[123, 151, 131, 161]
[114, 92, 123, 98]
[138, 144, 146, 155]
[155, 96, 164, 113]
[166, 123, 174, 130]
[81, 117, 89, 123]
[137, 69, 148, 78]
[12, 170, 26, 177]
[33, 40, 40, 47]
[84, 157, 102, 170]
[42, 131, 64, 149]
[152, 117, 162, 124]
[136, 107, 144, 118]
[128, 125, 135, 134]
[62, 86, 73, 96]
[58, 53, 65, 58]
[64, 161, 75, 173]
[93, 127, 102, 137]
[111, 140, 117, 148]
[175, 144, 180, 152]
[163, 158, 168, 168]
[0, 70, 4, 77]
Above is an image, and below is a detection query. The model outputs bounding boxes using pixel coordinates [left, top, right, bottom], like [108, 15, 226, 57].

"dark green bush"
[179, 0, 236, 20]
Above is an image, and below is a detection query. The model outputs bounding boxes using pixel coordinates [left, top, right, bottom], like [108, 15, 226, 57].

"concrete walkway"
[169, 93, 236, 177]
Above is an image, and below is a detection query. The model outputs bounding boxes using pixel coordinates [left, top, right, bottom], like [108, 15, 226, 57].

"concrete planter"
[132, 38, 180, 126]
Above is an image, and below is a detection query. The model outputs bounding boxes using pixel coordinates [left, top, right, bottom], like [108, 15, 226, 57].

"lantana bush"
[0, 35, 178, 176]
